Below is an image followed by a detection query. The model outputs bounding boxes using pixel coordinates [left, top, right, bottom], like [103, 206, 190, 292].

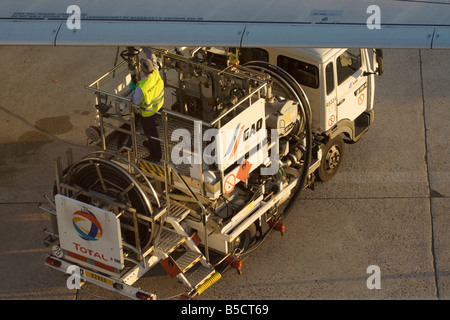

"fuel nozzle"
[120, 47, 140, 84]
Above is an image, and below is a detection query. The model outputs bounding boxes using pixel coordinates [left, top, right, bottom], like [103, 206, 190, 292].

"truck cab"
[235, 47, 383, 182]
[238, 47, 383, 142]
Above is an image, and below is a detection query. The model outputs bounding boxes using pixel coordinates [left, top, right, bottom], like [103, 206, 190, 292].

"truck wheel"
[233, 223, 257, 251]
[318, 135, 345, 182]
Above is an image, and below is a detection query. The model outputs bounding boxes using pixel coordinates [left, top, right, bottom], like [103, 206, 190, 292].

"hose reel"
[55, 154, 161, 258]
[244, 61, 313, 191]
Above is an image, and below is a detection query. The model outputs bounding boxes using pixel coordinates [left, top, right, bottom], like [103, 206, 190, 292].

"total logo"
[72, 209, 103, 241]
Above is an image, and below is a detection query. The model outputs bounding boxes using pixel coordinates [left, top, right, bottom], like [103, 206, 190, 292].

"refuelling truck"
[41, 46, 383, 300]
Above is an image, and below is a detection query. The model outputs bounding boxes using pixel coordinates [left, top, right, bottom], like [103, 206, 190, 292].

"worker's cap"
[140, 58, 155, 74]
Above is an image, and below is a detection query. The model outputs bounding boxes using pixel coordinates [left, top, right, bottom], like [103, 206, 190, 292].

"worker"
[131, 58, 164, 162]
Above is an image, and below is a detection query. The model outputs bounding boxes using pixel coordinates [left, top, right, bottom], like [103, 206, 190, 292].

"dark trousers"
[142, 115, 162, 160]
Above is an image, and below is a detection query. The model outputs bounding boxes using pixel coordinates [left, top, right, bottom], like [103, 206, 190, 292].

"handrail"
[161, 160, 207, 214]
[85, 86, 132, 102]
[162, 108, 212, 128]
[122, 241, 148, 268]
[87, 59, 128, 88]
[84, 49, 277, 267]
[152, 48, 261, 82]
[210, 83, 267, 126]
[161, 159, 210, 262]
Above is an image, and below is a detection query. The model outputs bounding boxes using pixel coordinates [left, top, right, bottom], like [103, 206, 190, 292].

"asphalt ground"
[0, 47, 448, 301]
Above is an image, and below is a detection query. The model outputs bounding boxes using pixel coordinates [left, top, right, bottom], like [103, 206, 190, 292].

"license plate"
[85, 271, 114, 286]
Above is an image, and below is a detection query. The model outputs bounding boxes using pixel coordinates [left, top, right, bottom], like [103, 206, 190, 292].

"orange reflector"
[46, 256, 62, 267]
[136, 292, 152, 300]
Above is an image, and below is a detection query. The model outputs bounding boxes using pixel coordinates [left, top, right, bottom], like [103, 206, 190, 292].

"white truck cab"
[238, 47, 383, 143]
[235, 47, 383, 181]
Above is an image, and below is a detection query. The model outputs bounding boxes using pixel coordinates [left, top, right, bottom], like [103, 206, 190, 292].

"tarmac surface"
[0, 46, 448, 300]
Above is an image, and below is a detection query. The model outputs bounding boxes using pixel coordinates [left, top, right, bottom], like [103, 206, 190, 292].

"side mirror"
[374, 49, 384, 76]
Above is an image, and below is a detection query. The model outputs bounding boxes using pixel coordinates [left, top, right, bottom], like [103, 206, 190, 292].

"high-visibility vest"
[137, 71, 164, 117]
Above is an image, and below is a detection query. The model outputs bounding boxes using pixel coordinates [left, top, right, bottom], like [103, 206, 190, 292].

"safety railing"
[85, 51, 271, 264]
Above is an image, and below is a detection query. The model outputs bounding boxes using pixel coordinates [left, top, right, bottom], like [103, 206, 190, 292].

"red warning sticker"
[236, 159, 252, 182]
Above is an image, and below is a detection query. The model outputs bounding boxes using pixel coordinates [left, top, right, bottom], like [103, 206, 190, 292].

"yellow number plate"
[85, 271, 114, 286]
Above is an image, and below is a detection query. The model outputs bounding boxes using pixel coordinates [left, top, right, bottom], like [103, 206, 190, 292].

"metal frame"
[43, 48, 309, 299]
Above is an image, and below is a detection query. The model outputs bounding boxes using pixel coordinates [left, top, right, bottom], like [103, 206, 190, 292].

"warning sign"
[328, 115, 335, 127]
[236, 159, 252, 182]
[223, 174, 236, 193]
[358, 93, 365, 105]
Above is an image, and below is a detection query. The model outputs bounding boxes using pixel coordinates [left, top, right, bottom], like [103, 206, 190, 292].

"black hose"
[243, 61, 313, 195]
[234, 62, 313, 258]
[61, 159, 157, 252]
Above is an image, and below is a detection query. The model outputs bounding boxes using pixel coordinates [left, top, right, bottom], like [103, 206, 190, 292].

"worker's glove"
[129, 82, 136, 91]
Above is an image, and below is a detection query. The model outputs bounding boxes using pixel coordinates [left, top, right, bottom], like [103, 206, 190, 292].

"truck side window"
[277, 55, 319, 89]
[337, 49, 361, 85]
[325, 62, 334, 95]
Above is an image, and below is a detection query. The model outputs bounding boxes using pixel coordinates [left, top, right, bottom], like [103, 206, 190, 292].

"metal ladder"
[154, 201, 220, 296]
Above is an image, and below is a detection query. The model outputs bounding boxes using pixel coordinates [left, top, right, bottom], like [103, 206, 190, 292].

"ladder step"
[176, 250, 202, 273]
[168, 202, 190, 220]
[157, 228, 186, 254]
[186, 265, 215, 288]
[139, 160, 164, 177]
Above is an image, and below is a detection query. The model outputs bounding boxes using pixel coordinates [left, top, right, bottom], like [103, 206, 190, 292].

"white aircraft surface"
[0, 0, 449, 48]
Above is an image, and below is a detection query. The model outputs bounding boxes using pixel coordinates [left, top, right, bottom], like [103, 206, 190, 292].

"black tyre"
[318, 135, 345, 182]
[233, 223, 257, 252]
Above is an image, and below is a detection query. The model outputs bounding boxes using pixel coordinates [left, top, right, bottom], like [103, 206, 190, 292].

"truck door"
[335, 49, 368, 123]
[324, 60, 337, 130]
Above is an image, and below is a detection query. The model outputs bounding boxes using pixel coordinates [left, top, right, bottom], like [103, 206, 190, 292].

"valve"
[120, 47, 140, 84]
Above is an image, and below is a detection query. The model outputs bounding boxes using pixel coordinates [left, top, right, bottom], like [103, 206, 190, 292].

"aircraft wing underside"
[0, 0, 449, 48]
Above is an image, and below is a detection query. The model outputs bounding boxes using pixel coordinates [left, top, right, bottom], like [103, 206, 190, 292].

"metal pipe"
[210, 83, 267, 126]
[162, 108, 212, 128]
[162, 112, 172, 221]
[87, 60, 127, 87]
[85, 86, 132, 102]
[122, 242, 147, 268]
[54, 157, 62, 195]
[129, 106, 138, 163]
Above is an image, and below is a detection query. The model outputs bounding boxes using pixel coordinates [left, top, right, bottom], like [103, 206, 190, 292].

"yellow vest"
[138, 71, 164, 117]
